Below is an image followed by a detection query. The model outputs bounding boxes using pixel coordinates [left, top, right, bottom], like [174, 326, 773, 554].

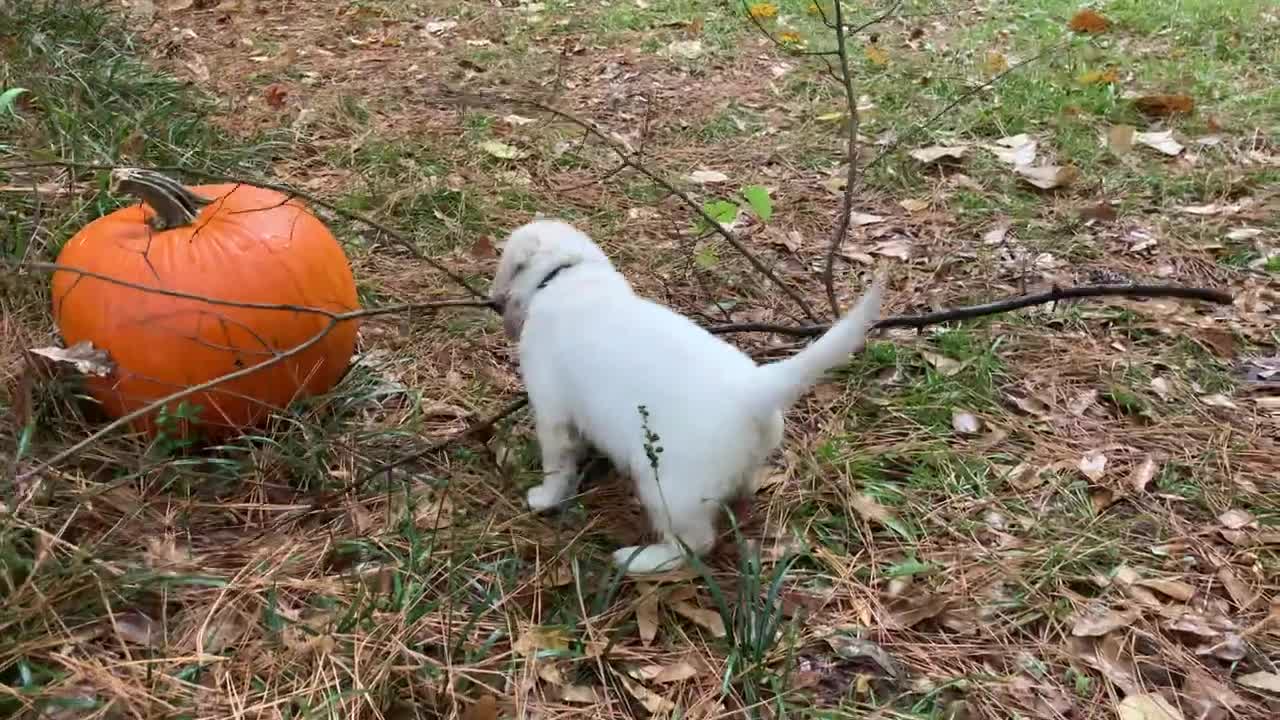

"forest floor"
[1, 0, 1279, 718]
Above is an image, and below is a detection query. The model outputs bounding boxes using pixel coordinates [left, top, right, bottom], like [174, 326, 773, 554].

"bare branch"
[707, 282, 1234, 336]
[822, 0, 902, 319]
[435, 90, 823, 324]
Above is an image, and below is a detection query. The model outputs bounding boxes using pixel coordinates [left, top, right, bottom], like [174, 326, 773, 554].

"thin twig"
[707, 282, 1234, 336]
[822, 0, 902, 319]
[436, 90, 822, 324]
[15, 302, 484, 483]
[0, 161, 489, 300]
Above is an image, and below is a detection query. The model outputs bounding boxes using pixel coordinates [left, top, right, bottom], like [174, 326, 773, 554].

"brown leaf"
[558, 685, 601, 703]
[1218, 509, 1254, 530]
[1109, 125, 1136, 154]
[909, 145, 968, 163]
[650, 660, 702, 684]
[616, 673, 676, 713]
[983, 50, 1009, 74]
[921, 350, 965, 376]
[883, 595, 948, 629]
[1078, 451, 1108, 481]
[1078, 67, 1119, 85]
[826, 635, 904, 677]
[1015, 164, 1080, 190]
[1068, 9, 1110, 33]
[1069, 635, 1138, 694]
[1135, 130, 1185, 156]
[1010, 394, 1051, 417]
[113, 610, 160, 647]
[864, 44, 889, 66]
[850, 493, 901, 532]
[470, 234, 497, 259]
[1071, 606, 1140, 636]
[1068, 389, 1099, 416]
[1117, 692, 1185, 720]
[635, 586, 660, 646]
[1127, 456, 1157, 494]
[1134, 578, 1195, 602]
[871, 238, 912, 261]
[670, 600, 726, 637]
[1134, 94, 1195, 117]
[29, 341, 115, 377]
[1237, 671, 1280, 694]
[513, 625, 571, 656]
[461, 694, 498, 720]
[1215, 566, 1252, 609]
[264, 83, 289, 109]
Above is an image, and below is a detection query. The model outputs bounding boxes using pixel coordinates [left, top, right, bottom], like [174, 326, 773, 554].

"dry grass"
[2, 1, 1279, 719]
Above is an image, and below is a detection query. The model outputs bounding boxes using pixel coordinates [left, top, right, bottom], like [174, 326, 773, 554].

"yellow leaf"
[778, 30, 804, 46]
[1078, 68, 1119, 85]
[748, 2, 778, 19]
[513, 625, 571, 656]
[983, 51, 1008, 74]
[864, 45, 889, 66]
[815, 111, 847, 122]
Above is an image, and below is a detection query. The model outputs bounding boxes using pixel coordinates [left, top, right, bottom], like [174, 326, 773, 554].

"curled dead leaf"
[1128, 456, 1157, 493]
[1068, 9, 1110, 33]
[1071, 606, 1140, 637]
[1117, 692, 1185, 720]
[1134, 94, 1195, 117]
[1015, 164, 1080, 190]
[1134, 577, 1195, 602]
[670, 600, 726, 637]
[29, 341, 115, 377]
[910, 145, 968, 164]
[1218, 509, 1254, 530]
[1134, 130, 1185, 157]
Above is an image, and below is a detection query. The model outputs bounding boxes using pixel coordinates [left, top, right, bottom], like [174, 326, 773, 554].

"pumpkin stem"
[110, 168, 213, 231]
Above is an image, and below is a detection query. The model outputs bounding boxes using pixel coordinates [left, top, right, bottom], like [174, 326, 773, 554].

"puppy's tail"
[752, 274, 885, 414]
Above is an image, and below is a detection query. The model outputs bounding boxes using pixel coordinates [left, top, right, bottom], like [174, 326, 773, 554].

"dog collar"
[536, 262, 575, 290]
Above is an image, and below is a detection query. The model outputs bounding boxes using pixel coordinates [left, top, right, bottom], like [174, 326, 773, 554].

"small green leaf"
[703, 199, 739, 226]
[741, 185, 772, 222]
[0, 87, 29, 118]
[695, 243, 720, 269]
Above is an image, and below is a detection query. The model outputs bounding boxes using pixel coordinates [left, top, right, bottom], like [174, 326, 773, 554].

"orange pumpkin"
[50, 168, 360, 439]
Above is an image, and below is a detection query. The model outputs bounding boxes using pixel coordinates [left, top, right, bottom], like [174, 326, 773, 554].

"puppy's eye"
[513, 261, 527, 275]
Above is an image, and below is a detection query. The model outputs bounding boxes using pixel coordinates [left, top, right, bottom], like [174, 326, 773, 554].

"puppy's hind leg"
[526, 408, 587, 513]
[613, 500, 717, 576]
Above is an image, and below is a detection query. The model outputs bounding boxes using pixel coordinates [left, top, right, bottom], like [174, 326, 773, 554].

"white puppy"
[490, 219, 884, 575]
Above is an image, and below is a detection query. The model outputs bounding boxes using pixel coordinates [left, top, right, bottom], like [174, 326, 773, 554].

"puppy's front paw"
[526, 483, 565, 513]
[612, 545, 687, 575]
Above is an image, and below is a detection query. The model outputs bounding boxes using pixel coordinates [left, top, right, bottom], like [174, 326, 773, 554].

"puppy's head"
[490, 219, 612, 340]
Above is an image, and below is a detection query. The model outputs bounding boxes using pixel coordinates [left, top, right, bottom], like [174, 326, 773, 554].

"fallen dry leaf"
[826, 635, 904, 677]
[670, 600, 726, 637]
[1134, 94, 1195, 117]
[469, 235, 496, 259]
[871, 238, 912, 260]
[985, 134, 1038, 166]
[1224, 227, 1263, 241]
[1237, 671, 1280, 694]
[1010, 394, 1051, 417]
[686, 169, 729, 184]
[910, 145, 968, 163]
[461, 695, 498, 720]
[1108, 125, 1137, 153]
[1134, 130, 1185, 156]
[479, 140, 525, 160]
[29, 341, 115, 377]
[513, 625, 571, 656]
[1128, 456, 1157, 493]
[666, 39, 704, 59]
[1078, 451, 1108, 481]
[635, 587, 660, 646]
[648, 660, 701, 684]
[983, 50, 1009, 74]
[1215, 566, 1252, 609]
[1015, 164, 1080, 190]
[1117, 692, 1185, 720]
[951, 409, 982, 434]
[1218, 509, 1254, 530]
[1150, 376, 1172, 400]
[1078, 202, 1118, 222]
[899, 198, 930, 213]
[1068, 9, 1110, 33]
[883, 595, 948, 630]
[1070, 635, 1139, 694]
[559, 685, 601, 703]
[1068, 389, 1099, 416]
[616, 672, 677, 713]
[1199, 394, 1237, 409]
[850, 493, 903, 534]
[850, 211, 886, 226]
[1134, 577, 1195, 602]
[264, 83, 288, 109]
[864, 44, 889, 66]
[1071, 606, 1140, 637]
[921, 350, 964, 376]
[1078, 67, 1119, 85]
